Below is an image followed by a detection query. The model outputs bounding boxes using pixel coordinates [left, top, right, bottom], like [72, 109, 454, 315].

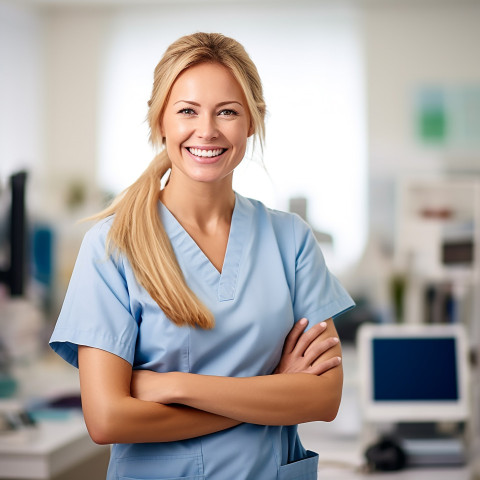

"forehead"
[169, 62, 246, 103]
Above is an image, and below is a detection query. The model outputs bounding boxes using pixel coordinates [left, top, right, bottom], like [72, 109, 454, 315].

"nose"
[196, 114, 218, 140]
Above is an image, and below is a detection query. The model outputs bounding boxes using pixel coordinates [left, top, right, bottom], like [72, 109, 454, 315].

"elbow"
[89, 431, 111, 446]
[308, 390, 341, 423]
[321, 400, 341, 423]
[311, 372, 343, 423]
[83, 404, 119, 445]
[321, 385, 343, 422]
[302, 398, 340, 424]
[85, 416, 114, 445]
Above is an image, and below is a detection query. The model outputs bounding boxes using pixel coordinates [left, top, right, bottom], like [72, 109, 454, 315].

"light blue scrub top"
[50, 193, 354, 480]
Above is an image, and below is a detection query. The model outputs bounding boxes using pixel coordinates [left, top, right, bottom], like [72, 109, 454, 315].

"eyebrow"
[173, 100, 244, 108]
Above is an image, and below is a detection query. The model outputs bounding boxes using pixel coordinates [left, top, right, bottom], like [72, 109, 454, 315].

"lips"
[187, 147, 227, 158]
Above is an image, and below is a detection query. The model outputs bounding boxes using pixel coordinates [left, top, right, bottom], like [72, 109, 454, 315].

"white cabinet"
[395, 177, 480, 344]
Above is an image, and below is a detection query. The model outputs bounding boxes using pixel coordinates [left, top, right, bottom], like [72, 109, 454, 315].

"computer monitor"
[357, 323, 470, 423]
[0, 171, 28, 296]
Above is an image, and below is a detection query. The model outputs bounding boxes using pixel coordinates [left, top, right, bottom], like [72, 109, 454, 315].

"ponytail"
[91, 151, 215, 329]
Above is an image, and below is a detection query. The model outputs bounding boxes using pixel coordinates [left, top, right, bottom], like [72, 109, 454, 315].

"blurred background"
[0, 0, 480, 479]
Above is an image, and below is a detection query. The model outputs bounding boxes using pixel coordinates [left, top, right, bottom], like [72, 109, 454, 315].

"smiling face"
[160, 62, 253, 188]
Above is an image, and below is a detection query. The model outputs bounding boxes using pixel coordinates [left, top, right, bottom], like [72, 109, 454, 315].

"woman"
[50, 32, 354, 480]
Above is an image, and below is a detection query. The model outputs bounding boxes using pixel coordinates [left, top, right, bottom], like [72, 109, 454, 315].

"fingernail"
[320, 322, 327, 328]
[336, 356, 342, 363]
[332, 337, 339, 343]
[299, 318, 308, 326]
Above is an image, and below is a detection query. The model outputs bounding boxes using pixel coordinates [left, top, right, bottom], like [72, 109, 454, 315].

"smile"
[187, 147, 227, 158]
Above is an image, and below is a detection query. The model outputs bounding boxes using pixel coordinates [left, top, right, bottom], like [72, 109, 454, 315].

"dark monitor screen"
[0, 171, 27, 296]
[372, 337, 458, 402]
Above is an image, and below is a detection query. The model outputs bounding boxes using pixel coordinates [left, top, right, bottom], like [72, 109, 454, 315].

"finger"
[309, 356, 342, 376]
[283, 318, 309, 354]
[304, 336, 339, 364]
[292, 321, 328, 356]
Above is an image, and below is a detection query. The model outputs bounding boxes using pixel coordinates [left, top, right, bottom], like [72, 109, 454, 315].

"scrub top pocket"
[278, 450, 319, 480]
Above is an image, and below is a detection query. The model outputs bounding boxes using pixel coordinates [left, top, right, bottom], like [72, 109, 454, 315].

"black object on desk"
[365, 436, 407, 472]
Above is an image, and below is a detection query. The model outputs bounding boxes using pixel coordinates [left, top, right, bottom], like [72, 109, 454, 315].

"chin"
[186, 166, 235, 184]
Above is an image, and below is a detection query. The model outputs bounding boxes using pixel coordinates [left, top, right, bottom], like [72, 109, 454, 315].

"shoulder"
[237, 193, 305, 227]
[77, 216, 121, 263]
[82, 216, 114, 246]
[237, 194, 311, 235]
[236, 193, 313, 251]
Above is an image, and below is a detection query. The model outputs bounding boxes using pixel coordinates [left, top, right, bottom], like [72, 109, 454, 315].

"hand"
[131, 370, 178, 404]
[274, 318, 341, 375]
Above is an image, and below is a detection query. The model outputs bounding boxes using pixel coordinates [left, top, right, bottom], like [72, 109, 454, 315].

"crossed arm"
[78, 318, 343, 445]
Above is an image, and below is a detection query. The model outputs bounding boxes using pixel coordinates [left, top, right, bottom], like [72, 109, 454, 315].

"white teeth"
[188, 148, 224, 157]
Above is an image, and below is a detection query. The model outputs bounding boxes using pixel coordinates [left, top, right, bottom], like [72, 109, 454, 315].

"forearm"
[172, 368, 343, 425]
[86, 395, 240, 445]
[78, 346, 240, 445]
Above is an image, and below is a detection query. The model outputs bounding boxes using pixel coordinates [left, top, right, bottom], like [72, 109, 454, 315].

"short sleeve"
[292, 216, 355, 326]
[49, 219, 138, 368]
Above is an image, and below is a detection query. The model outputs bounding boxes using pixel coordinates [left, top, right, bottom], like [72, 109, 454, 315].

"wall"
[0, 2, 111, 217]
[0, 1, 44, 192]
[42, 6, 112, 216]
[364, 1, 480, 246]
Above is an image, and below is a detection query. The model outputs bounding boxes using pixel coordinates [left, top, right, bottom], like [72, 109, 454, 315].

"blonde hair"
[93, 32, 266, 329]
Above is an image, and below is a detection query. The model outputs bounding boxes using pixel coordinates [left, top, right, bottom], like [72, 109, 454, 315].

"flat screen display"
[372, 337, 458, 401]
[358, 324, 469, 422]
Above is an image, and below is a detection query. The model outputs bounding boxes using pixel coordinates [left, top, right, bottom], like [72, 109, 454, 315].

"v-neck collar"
[158, 192, 252, 302]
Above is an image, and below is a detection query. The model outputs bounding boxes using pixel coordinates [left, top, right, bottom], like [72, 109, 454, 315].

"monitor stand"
[394, 422, 467, 467]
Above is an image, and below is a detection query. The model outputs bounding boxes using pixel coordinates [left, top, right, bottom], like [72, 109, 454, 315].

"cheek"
[228, 124, 250, 148]
[163, 120, 190, 147]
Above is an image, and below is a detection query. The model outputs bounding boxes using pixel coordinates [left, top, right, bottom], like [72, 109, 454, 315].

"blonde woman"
[50, 32, 354, 480]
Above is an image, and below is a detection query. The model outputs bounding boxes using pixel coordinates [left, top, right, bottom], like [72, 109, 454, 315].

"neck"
[160, 173, 236, 230]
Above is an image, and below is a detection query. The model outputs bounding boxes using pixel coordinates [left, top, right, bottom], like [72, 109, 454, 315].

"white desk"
[0, 353, 109, 479]
[0, 414, 109, 479]
[299, 424, 475, 479]
[316, 464, 473, 480]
